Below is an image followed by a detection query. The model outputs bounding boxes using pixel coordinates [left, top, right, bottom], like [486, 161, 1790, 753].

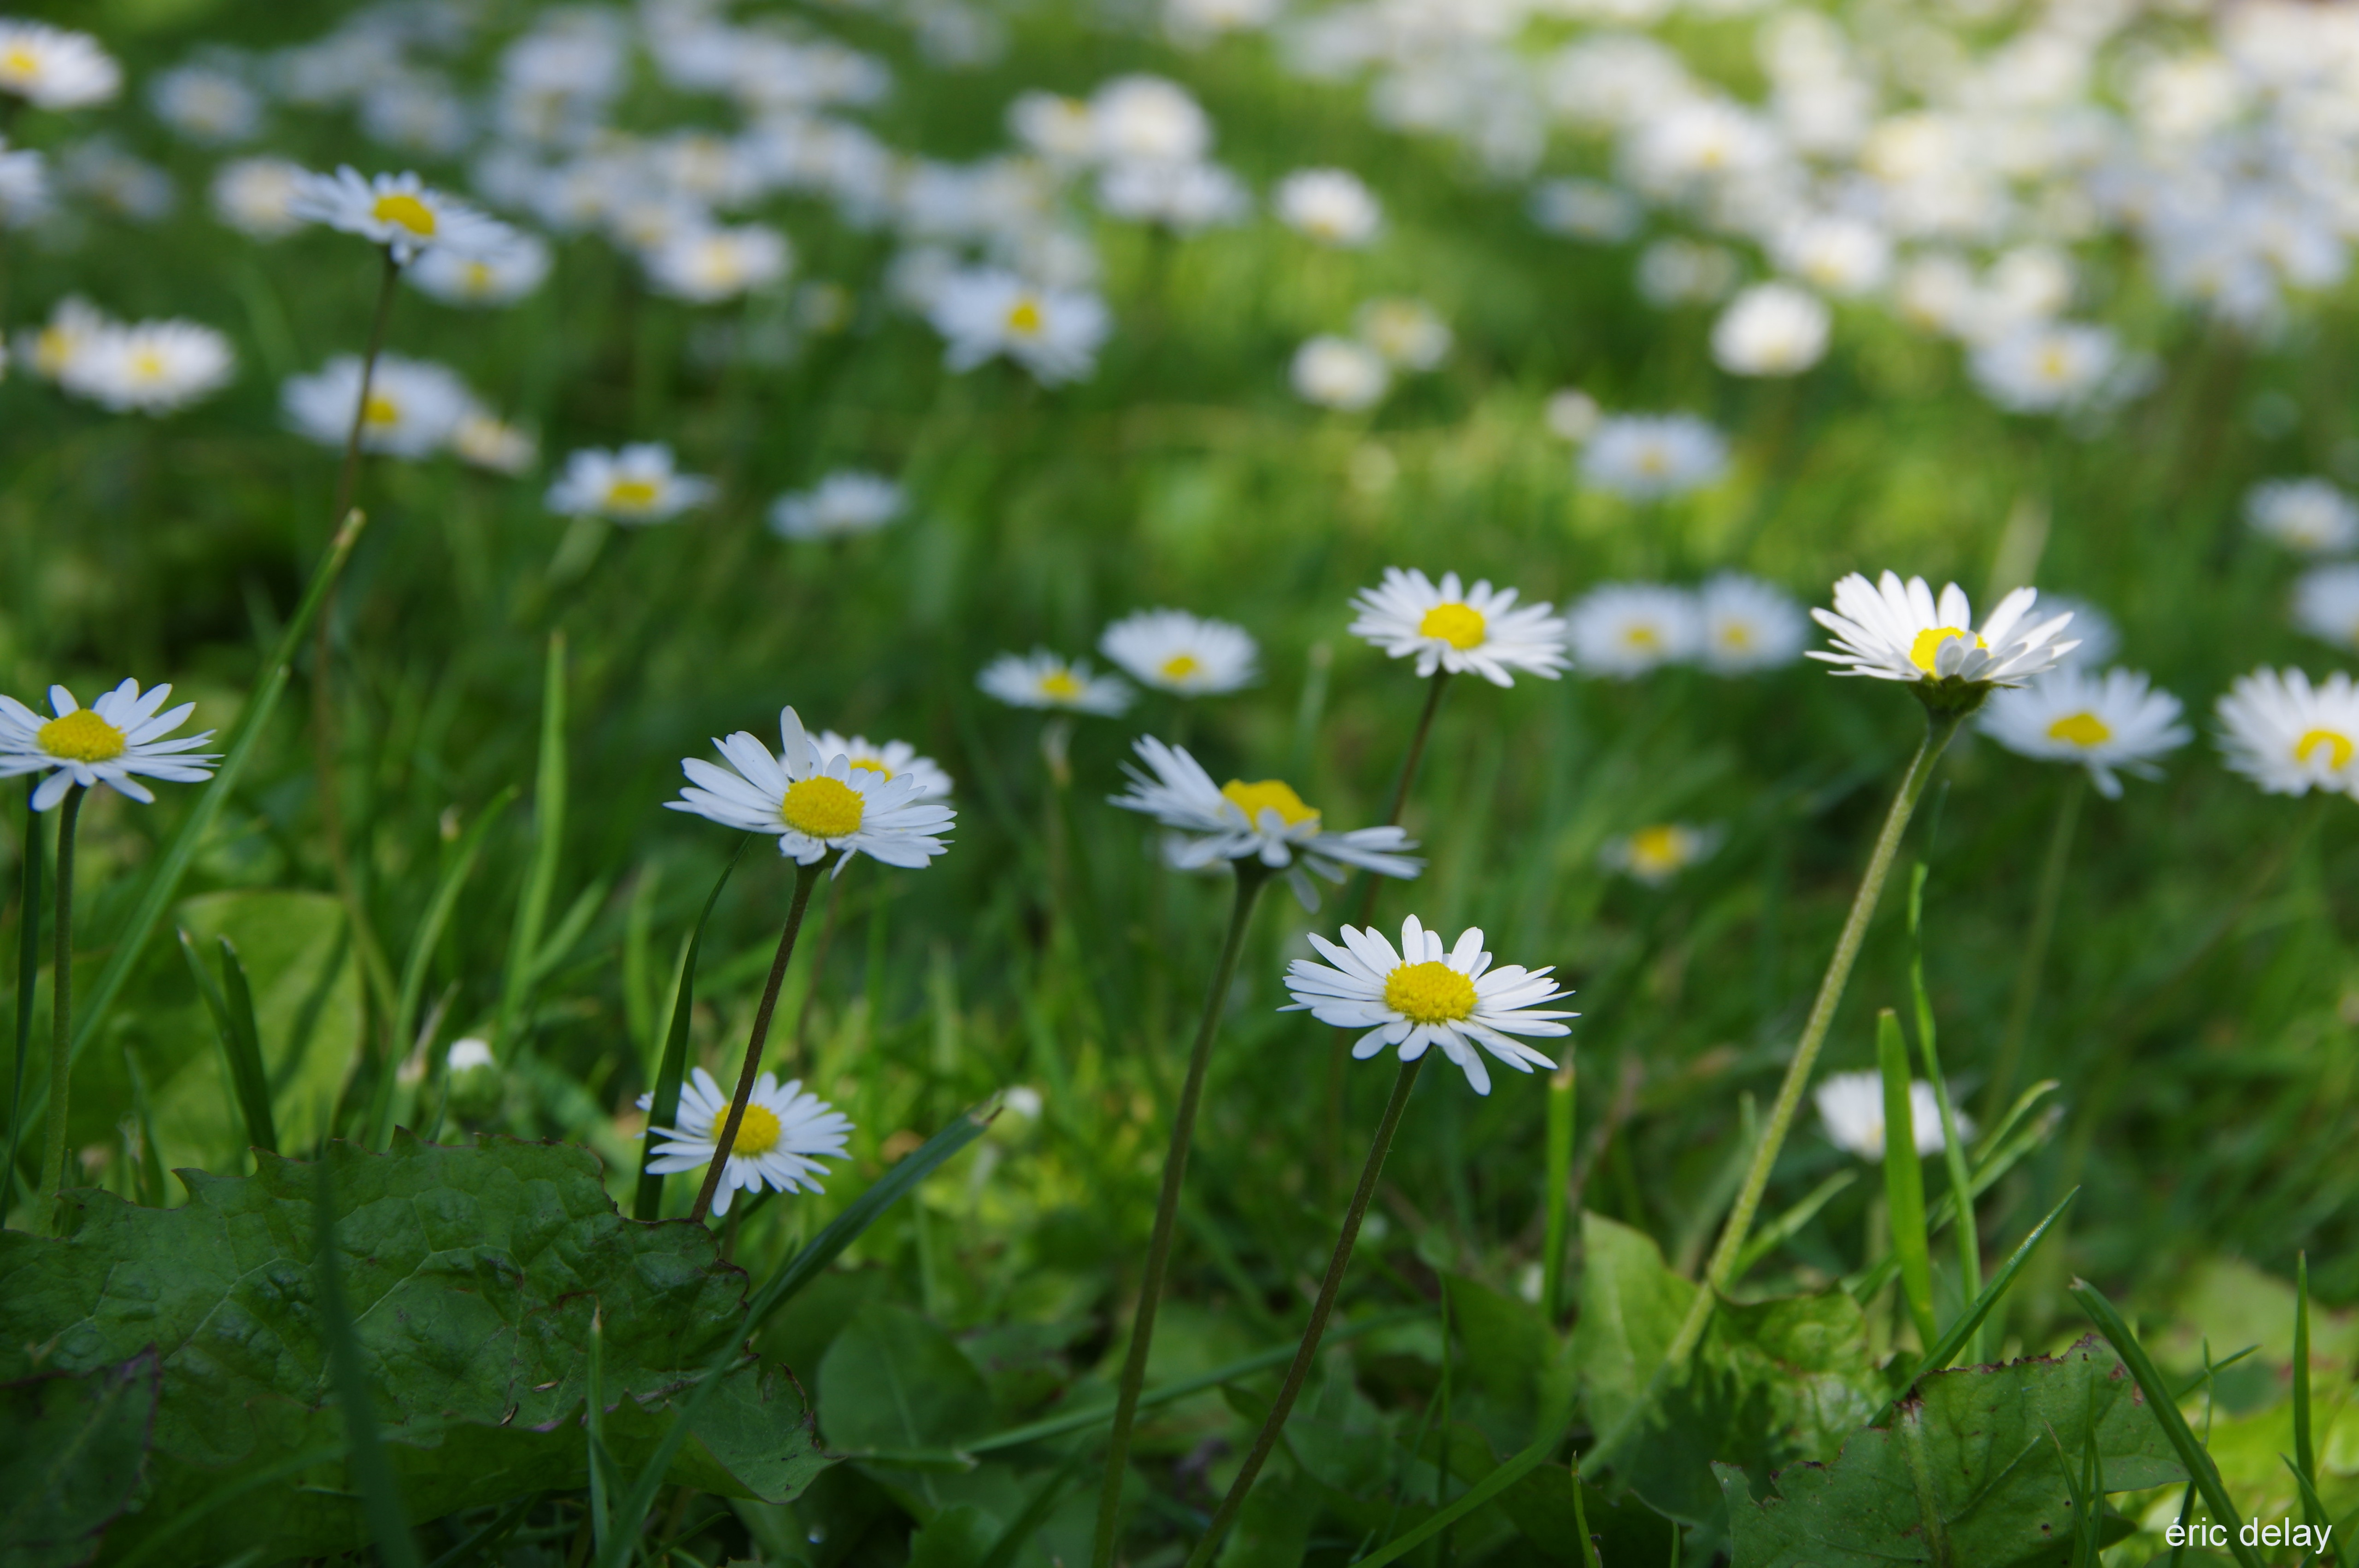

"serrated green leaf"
[0, 1352, 158, 1568]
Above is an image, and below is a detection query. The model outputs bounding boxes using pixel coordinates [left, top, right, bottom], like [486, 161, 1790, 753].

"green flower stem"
[1184, 1055, 1425, 1568]
[1091, 862, 1269, 1568]
[1599, 704, 1964, 1459]
[1981, 769, 2083, 1126]
[687, 858, 826, 1225]
[39, 784, 84, 1226]
[6, 777, 44, 1227]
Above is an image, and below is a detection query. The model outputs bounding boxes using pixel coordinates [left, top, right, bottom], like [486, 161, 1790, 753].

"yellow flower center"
[1383, 960, 1477, 1025]
[1908, 626, 1985, 675]
[1623, 624, 1662, 649]
[1637, 447, 1669, 475]
[464, 261, 493, 293]
[362, 394, 400, 427]
[2046, 711, 2111, 747]
[37, 708, 127, 764]
[1719, 622, 1755, 649]
[1159, 653, 1202, 681]
[850, 757, 893, 780]
[2038, 345, 2070, 381]
[130, 349, 167, 382]
[1006, 298, 1044, 335]
[2296, 728, 2355, 772]
[1, 46, 36, 78]
[1628, 824, 1687, 876]
[1418, 602, 1487, 650]
[731, 1103, 782, 1157]
[607, 477, 660, 509]
[1221, 778, 1320, 828]
[1038, 669, 1084, 701]
[780, 775, 864, 839]
[371, 192, 437, 236]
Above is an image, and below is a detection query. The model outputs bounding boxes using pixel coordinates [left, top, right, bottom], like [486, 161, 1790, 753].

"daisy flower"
[644, 223, 792, 303]
[2294, 563, 2359, 653]
[769, 471, 905, 541]
[640, 1067, 852, 1217]
[1810, 572, 2077, 695]
[1697, 573, 1808, 673]
[928, 268, 1110, 386]
[668, 706, 955, 872]
[1967, 322, 2119, 414]
[148, 64, 262, 146]
[2036, 594, 2118, 668]
[1281, 915, 1572, 1094]
[210, 156, 305, 239]
[1710, 282, 1830, 377]
[1600, 822, 1722, 886]
[21, 295, 107, 384]
[1566, 584, 1701, 677]
[2215, 667, 2359, 797]
[286, 166, 513, 263]
[1350, 568, 1569, 687]
[0, 22, 120, 111]
[1291, 336, 1389, 411]
[1580, 414, 1728, 500]
[1815, 1070, 1964, 1161]
[1099, 609, 1258, 696]
[811, 730, 952, 800]
[453, 410, 538, 475]
[283, 354, 472, 458]
[546, 443, 715, 523]
[408, 229, 553, 306]
[60, 318, 236, 415]
[1275, 168, 1382, 247]
[0, 138, 48, 228]
[1545, 389, 1600, 443]
[978, 651, 1133, 715]
[1978, 668, 2190, 797]
[1110, 736, 1420, 911]
[0, 679, 218, 810]
[1355, 298, 1451, 371]
[2247, 478, 2359, 556]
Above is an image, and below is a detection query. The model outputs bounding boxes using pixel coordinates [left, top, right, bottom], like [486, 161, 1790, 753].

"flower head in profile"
[1601, 822, 1722, 886]
[2215, 667, 2359, 797]
[1698, 573, 1808, 673]
[287, 166, 513, 263]
[2248, 478, 2359, 556]
[1978, 668, 2189, 797]
[978, 651, 1133, 715]
[811, 730, 952, 800]
[1566, 584, 1701, 678]
[1811, 572, 2077, 706]
[283, 353, 472, 458]
[1282, 915, 1572, 1094]
[1099, 609, 1258, 696]
[640, 1067, 852, 1217]
[769, 471, 905, 541]
[0, 22, 120, 110]
[668, 706, 954, 872]
[546, 443, 714, 523]
[1816, 1070, 1964, 1161]
[0, 679, 217, 810]
[1350, 568, 1568, 687]
[1112, 737, 1420, 910]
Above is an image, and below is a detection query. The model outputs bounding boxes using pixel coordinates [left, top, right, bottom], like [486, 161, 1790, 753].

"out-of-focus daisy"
[1566, 584, 1702, 677]
[1111, 737, 1421, 910]
[1291, 335, 1389, 410]
[769, 471, 905, 541]
[409, 229, 553, 306]
[1636, 239, 1737, 306]
[645, 224, 792, 303]
[1355, 298, 1451, 370]
[1698, 573, 1808, 673]
[1099, 608, 1258, 696]
[978, 651, 1133, 715]
[1773, 215, 1891, 297]
[640, 1066, 851, 1217]
[0, 22, 120, 110]
[1089, 75, 1213, 165]
[1281, 914, 1570, 1095]
[148, 63, 261, 145]
[1968, 322, 2119, 414]
[0, 679, 217, 810]
[1529, 177, 1639, 242]
[1601, 822, 1722, 886]
[1350, 568, 1568, 687]
[1979, 667, 2189, 797]
[928, 268, 1109, 385]
[811, 730, 952, 799]
[1811, 572, 2077, 691]
[2216, 667, 2359, 797]
[1580, 414, 1728, 500]
[668, 705, 955, 872]
[0, 138, 48, 228]
[284, 354, 472, 458]
[210, 156, 305, 239]
[60, 319, 235, 415]
[1275, 168, 1382, 247]
[546, 443, 714, 523]
[1816, 1070, 1963, 1160]
[2295, 564, 2359, 652]
[59, 140, 175, 222]
[21, 295, 106, 384]
[287, 166, 513, 263]
[2036, 594, 2118, 668]
[1008, 91, 1096, 163]
[1711, 282, 1830, 377]
[453, 410, 537, 475]
[2247, 478, 2359, 556]
[1097, 160, 1251, 234]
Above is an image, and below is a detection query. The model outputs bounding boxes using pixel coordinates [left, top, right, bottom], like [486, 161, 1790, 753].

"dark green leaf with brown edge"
[0, 1352, 159, 1568]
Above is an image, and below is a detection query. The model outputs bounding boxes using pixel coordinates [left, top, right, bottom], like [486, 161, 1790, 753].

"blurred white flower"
[1090, 76, 1212, 165]
[1773, 215, 1891, 297]
[2215, 667, 2359, 798]
[283, 354, 473, 458]
[1007, 92, 1096, 164]
[546, 443, 715, 523]
[979, 650, 1133, 715]
[1698, 574, 1809, 673]
[1099, 609, 1258, 696]
[1968, 322, 2120, 414]
[1636, 239, 1738, 306]
[1980, 667, 2190, 796]
[1097, 159, 1250, 233]
[0, 22, 119, 110]
[769, 471, 907, 540]
[1567, 584, 1702, 677]
[1528, 177, 1640, 242]
[2248, 478, 2359, 555]
[1600, 822, 1722, 886]
[1817, 1070, 1963, 1161]
[59, 141, 175, 222]
[410, 229, 553, 306]
[1291, 335, 1389, 410]
[1711, 282, 1830, 376]
[148, 63, 261, 145]
[61, 319, 235, 415]
[1276, 168, 1382, 247]
[453, 410, 538, 475]
[0, 139, 48, 229]
[1355, 298, 1452, 371]
[1581, 414, 1728, 499]
[811, 731, 953, 800]
[210, 156, 304, 239]
[928, 268, 1109, 385]
[288, 166, 513, 263]
[1545, 389, 1600, 442]
[645, 224, 792, 303]
[2295, 564, 2359, 653]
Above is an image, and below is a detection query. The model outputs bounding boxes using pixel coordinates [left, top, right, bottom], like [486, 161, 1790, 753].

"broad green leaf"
[819, 1304, 996, 1457]
[0, 1135, 829, 1566]
[1444, 1275, 1572, 1448]
[1718, 1332, 2188, 1567]
[0, 1352, 158, 1568]
[906, 1503, 999, 1568]
[1214, 1471, 1315, 1568]
[1495, 1463, 1677, 1566]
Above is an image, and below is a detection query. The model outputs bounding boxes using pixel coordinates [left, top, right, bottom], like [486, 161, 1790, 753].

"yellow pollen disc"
[362, 394, 400, 427]
[1628, 824, 1687, 876]
[2296, 728, 2355, 772]
[1418, 602, 1487, 651]
[37, 709, 127, 764]
[465, 261, 492, 292]
[607, 477, 661, 509]
[1038, 669, 1084, 701]
[1383, 960, 1477, 1026]
[370, 192, 437, 236]
[34, 327, 69, 374]
[131, 350, 166, 381]
[731, 1103, 782, 1157]
[1, 47, 35, 76]
[780, 775, 864, 839]
[1636, 448, 1668, 474]
[1221, 778, 1319, 828]
[1006, 298, 1045, 335]
[1159, 653, 1203, 681]
[1720, 623, 1754, 649]
[1624, 625, 1662, 649]
[2038, 346, 2069, 380]
[1908, 626, 1985, 676]
[849, 757, 894, 780]
[2046, 711, 2111, 747]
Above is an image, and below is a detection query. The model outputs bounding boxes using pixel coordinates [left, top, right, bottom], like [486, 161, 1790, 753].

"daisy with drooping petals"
[1566, 583, 1701, 677]
[668, 706, 954, 873]
[978, 651, 1133, 715]
[1099, 609, 1258, 696]
[1281, 915, 1572, 1094]
[286, 166, 513, 263]
[1350, 568, 1568, 687]
[1978, 667, 2190, 797]
[1110, 736, 1420, 910]
[640, 1066, 852, 1217]
[811, 730, 952, 800]
[0, 679, 218, 810]
[1810, 572, 2077, 695]
[1601, 822, 1723, 886]
[2216, 667, 2359, 797]
[1697, 573, 1808, 673]
[0, 22, 120, 111]
[1815, 1070, 1965, 1161]
[546, 443, 714, 523]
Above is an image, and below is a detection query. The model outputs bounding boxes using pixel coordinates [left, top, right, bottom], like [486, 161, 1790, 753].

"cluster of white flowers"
[15, 296, 233, 415]
[1566, 575, 1808, 678]
[1291, 298, 1452, 411]
[980, 608, 1262, 715]
[281, 350, 536, 475]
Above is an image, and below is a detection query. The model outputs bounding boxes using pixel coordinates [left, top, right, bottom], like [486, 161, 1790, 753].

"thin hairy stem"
[689, 859, 826, 1223]
[40, 784, 83, 1227]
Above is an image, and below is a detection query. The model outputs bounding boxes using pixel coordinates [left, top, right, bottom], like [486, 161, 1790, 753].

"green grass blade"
[313, 1154, 425, 1568]
[1541, 1054, 1574, 1322]
[495, 632, 567, 1059]
[6, 779, 42, 1224]
[1354, 1422, 1562, 1568]
[2068, 1278, 2265, 1568]
[586, 1305, 611, 1558]
[1878, 1008, 1937, 1349]
[1871, 1188, 2077, 1426]
[216, 937, 276, 1153]
[526, 876, 610, 987]
[181, 929, 275, 1156]
[1844, 1098, 2061, 1302]
[633, 837, 748, 1221]
[122, 1042, 167, 1206]
[2296, 1251, 2319, 1532]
